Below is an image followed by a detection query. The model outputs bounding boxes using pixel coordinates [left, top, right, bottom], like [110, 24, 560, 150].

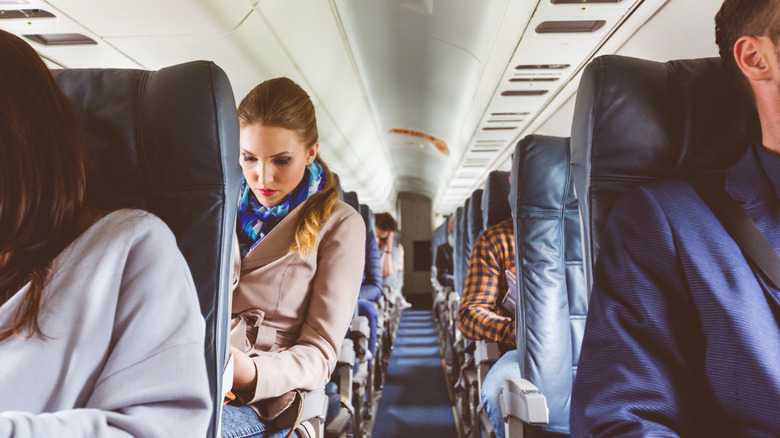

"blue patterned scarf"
[237, 161, 326, 257]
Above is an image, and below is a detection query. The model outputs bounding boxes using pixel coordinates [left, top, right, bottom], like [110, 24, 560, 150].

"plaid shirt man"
[457, 218, 516, 347]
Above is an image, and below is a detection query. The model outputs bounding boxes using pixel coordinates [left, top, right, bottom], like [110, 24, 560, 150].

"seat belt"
[686, 173, 780, 290]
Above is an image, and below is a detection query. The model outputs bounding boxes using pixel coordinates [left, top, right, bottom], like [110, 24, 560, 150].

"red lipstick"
[257, 189, 278, 197]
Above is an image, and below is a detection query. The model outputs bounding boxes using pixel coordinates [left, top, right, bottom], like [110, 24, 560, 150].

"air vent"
[24, 33, 97, 46]
[0, 9, 55, 19]
[487, 119, 523, 123]
[470, 148, 499, 153]
[482, 127, 517, 131]
[535, 20, 606, 33]
[490, 112, 530, 116]
[0, 0, 29, 4]
[552, 0, 623, 3]
[509, 77, 558, 82]
[515, 64, 569, 70]
[501, 90, 548, 96]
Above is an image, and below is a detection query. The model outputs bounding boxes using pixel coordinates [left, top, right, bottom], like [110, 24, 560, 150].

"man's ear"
[734, 35, 775, 82]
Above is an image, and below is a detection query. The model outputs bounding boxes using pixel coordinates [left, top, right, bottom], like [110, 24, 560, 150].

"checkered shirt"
[457, 218, 516, 347]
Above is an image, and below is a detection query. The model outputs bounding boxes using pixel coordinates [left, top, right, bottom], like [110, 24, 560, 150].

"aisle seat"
[54, 62, 240, 438]
[569, 55, 758, 289]
[568, 55, 760, 436]
[500, 135, 585, 437]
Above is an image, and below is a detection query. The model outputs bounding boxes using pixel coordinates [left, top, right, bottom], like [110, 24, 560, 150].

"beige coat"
[231, 201, 365, 402]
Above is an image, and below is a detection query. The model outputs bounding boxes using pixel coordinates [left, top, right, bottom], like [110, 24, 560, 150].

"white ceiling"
[0, 0, 726, 215]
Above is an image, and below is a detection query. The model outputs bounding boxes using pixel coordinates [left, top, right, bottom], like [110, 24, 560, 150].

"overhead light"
[0, 0, 29, 4]
[535, 20, 606, 33]
[0, 9, 55, 19]
[24, 33, 97, 46]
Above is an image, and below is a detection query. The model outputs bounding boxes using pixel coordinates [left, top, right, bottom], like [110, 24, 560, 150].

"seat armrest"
[300, 387, 328, 423]
[351, 316, 370, 339]
[500, 379, 549, 425]
[339, 339, 356, 365]
[474, 341, 500, 365]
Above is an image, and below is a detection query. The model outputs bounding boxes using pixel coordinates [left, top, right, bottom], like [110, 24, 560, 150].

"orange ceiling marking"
[389, 128, 449, 155]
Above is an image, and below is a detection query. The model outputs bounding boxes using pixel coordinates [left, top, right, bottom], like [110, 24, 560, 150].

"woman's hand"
[230, 345, 258, 393]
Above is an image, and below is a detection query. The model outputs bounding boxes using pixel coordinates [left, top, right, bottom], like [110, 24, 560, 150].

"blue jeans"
[481, 350, 521, 438]
[357, 299, 378, 355]
[221, 405, 296, 438]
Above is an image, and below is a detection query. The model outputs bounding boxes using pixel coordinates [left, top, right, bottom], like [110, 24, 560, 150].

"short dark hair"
[374, 212, 398, 232]
[715, 0, 780, 101]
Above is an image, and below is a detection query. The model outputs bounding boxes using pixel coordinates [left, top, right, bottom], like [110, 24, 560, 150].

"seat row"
[52, 61, 406, 438]
[433, 53, 758, 437]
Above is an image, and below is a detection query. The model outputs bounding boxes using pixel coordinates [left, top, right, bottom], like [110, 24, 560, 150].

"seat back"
[482, 170, 512, 229]
[570, 55, 760, 293]
[359, 204, 376, 237]
[509, 135, 585, 435]
[459, 199, 471, 294]
[432, 218, 449, 268]
[53, 61, 241, 437]
[343, 191, 360, 212]
[466, 189, 484, 258]
[453, 206, 465, 295]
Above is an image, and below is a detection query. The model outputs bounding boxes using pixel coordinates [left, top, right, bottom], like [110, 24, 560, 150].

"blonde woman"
[223, 77, 365, 438]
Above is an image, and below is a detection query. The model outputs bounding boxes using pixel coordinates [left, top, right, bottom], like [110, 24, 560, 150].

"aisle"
[372, 310, 457, 438]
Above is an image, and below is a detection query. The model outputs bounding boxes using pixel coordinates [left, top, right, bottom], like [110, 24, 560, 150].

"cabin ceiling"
[2, 0, 725, 216]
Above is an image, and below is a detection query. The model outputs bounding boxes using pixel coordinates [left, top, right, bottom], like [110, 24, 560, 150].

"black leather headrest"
[467, 189, 484, 253]
[53, 61, 241, 437]
[570, 55, 760, 290]
[482, 170, 511, 228]
[343, 191, 360, 212]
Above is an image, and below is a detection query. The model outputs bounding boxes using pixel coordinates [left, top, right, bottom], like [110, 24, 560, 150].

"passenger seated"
[225, 77, 365, 437]
[374, 212, 411, 308]
[358, 222, 383, 358]
[0, 30, 211, 436]
[457, 215, 518, 438]
[572, 0, 780, 434]
[435, 216, 456, 288]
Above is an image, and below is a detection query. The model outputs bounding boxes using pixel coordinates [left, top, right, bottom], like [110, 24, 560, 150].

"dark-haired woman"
[0, 30, 211, 436]
[223, 77, 365, 438]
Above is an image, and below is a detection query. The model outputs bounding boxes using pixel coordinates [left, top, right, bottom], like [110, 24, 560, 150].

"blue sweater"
[359, 230, 383, 302]
[572, 145, 780, 437]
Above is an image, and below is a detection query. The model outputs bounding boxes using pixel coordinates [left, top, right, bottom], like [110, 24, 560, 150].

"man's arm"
[571, 186, 707, 437]
[457, 230, 514, 345]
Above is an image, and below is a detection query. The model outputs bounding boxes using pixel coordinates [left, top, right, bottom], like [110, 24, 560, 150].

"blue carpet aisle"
[373, 309, 457, 438]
